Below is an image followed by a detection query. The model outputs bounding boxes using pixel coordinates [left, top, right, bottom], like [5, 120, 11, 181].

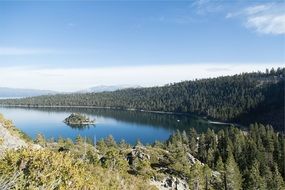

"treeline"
[167, 123, 285, 189]
[1, 68, 284, 130]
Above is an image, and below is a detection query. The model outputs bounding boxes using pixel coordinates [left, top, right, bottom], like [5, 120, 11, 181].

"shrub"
[0, 148, 157, 189]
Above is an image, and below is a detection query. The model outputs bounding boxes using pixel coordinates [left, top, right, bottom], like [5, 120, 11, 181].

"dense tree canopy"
[167, 123, 285, 189]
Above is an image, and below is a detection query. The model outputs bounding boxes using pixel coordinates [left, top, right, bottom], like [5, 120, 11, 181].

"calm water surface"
[0, 107, 230, 144]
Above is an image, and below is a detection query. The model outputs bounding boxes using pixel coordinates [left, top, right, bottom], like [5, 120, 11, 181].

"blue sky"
[0, 0, 284, 91]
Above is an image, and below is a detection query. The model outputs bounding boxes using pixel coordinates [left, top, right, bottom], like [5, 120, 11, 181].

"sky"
[0, 0, 284, 92]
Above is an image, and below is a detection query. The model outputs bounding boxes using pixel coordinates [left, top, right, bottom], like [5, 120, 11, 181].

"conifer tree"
[104, 135, 117, 147]
[247, 160, 266, 190]
[188, 128, 198, 156]
[225, 152, 243, 190]
[188, 163, 205, 190]
[215, 156, 225, 189]
[271, 164, 285, 190]
[198, 134, 207, 163]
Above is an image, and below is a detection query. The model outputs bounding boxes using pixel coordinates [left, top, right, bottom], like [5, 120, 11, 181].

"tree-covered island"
[63, 113, 95, 125]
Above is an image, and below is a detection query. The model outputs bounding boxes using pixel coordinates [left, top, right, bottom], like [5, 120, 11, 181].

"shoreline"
[0, 104, 241, 127]
[208, 121, 231, 125]
[0, 104, 186, 115]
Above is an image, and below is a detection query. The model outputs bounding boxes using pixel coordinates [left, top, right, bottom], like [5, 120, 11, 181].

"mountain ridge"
[0, 87, 58, 98]
[77, 84, 141, 93]
[0, 85, 142, 98]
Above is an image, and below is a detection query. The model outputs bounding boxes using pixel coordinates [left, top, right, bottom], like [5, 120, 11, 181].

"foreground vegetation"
[0, 68, 284, 130]
[0, 148, 156, 190]
[0, 120, 284, 189]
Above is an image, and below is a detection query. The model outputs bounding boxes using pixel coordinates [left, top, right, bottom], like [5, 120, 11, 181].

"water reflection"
[65, 123, 96, 130]
[24, 107, 227, 133]
[0, 107, 233, 144]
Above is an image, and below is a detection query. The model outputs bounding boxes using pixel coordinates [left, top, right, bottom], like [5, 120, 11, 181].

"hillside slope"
[0, 68, 284, 130]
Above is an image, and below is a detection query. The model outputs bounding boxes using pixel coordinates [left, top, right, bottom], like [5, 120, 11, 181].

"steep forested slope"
[0, 68, 284, 130]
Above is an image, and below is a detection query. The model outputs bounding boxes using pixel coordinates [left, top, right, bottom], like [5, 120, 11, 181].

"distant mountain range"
[0, 85, 141, 98]
[77, 85, 141, 93]
[0, 87, 57, 98]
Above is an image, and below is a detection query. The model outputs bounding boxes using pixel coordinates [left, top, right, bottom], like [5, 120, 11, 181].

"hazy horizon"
[0, 64, 284, 92]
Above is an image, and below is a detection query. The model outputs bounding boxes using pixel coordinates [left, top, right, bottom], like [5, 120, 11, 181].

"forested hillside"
[1, 68, 284, 130]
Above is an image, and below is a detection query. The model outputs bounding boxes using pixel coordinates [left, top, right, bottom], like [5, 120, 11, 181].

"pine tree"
[188, 163, 205, 190]
[104, 135, 117, 147]
[182, 130, 189, 147]
[188, 128, 198, 156]
[198, 134, 207, 163]
[214, 156, 225, 189]
[246, 160, 266, 190]
[203, 165, 213, 190]
[260, 164, 273, 189]
[215, 156, 225, 172]
[225, 152, 243, 190]
[271, 164, 285, 190]
[207, 147, 215, 168]
[276, 135, 285, 178]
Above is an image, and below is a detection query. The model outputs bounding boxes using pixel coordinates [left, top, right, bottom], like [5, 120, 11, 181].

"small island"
[63, 113, 95, 125]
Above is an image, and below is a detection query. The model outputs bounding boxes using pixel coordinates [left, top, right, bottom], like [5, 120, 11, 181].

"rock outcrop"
[127, 145, 150, 165]
[150, 176, 189, 190]
[0, 124, 27, 156]
[187, 152, 203, 165]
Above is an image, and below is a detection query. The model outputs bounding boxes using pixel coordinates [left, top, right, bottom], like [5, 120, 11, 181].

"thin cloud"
[150, 0, 214, 25]
[0, 47, 55, 55]
[246, 14, 285, 35]
[191, 0, 224, 15]
[0, 47, 97, 56]
[244, 4, 272, 15]
[227, 3, 285, 35]
[153, 15, 197, 25]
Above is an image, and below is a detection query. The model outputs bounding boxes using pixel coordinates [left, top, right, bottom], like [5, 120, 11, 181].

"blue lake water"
[0, 107, 229, 144]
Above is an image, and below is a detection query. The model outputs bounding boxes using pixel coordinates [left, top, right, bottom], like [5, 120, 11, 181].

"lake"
[0, 107, 232, 144]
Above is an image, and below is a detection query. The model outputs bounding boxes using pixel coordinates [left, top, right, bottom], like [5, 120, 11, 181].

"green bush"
[0, 148, 157, 190]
